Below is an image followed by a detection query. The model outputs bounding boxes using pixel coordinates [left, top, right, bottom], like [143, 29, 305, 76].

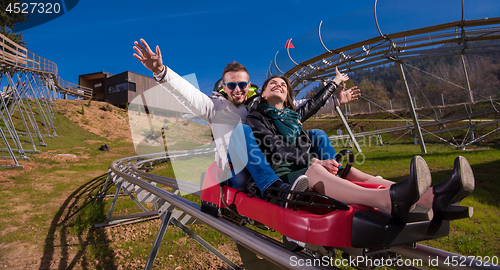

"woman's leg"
[346, 167, 396, 187]
[346, 167, 434, 208]
[306, 129, 436, 210]
[307, 155, 433, 222]
[305, 163, 392, 212]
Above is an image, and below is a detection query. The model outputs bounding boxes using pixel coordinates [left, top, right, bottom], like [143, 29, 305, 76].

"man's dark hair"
[222, 62, 249, 82]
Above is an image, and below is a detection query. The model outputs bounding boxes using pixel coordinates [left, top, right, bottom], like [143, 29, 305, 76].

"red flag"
[285, 39, 295, 49]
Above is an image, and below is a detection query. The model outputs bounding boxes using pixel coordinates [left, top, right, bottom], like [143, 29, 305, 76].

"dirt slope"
[0, 100, 240, 270]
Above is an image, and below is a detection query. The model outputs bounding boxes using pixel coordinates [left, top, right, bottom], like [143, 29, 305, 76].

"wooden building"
[78, 71, 192, 115]
[79, 71, 153, 107]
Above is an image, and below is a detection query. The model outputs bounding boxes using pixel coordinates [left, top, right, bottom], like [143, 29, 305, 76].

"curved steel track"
[269, 17, 500, 93]
[102, 8, 500, 270]
[105, 149, 335, 270]
[104, 149, 499, 270]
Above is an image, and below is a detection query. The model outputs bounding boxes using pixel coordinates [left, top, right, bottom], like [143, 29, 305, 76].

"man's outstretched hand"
[133, 38, 164, 75]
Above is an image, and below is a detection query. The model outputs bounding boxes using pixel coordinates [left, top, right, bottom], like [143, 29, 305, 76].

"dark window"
[107, 85, 116, 94]
[129, 82, 136, 92]
[108, 82, 136, 94]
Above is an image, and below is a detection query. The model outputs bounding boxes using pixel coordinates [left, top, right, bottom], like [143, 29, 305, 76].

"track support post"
[236, 243, 284, 270]
[322, 80, 362, 152]
[335, 105, 362, 152]
[144, 210, 172, 270]
[396, 61, 427, 154]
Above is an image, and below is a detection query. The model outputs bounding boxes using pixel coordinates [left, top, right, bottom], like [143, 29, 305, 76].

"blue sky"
[17, 0, 500, 97]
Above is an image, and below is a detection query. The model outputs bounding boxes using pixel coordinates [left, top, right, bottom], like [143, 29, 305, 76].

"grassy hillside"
[0, 100, 237, 269]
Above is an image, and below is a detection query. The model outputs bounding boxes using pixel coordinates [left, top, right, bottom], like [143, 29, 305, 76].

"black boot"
[266, 176, 309, 208]
[432, 156, 475, 220]
[390, 156, 433, 223]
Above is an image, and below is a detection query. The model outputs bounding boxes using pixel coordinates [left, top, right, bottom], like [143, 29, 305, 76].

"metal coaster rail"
[269, 17, 500, 153]
[274, 17, 500, 92]
[104, 148, 499, 270]
[103, 148, 335, 270]
[99, 14, 500, 270]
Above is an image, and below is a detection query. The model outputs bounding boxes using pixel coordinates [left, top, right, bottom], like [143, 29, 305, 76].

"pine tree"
[0, 0, 30, 46]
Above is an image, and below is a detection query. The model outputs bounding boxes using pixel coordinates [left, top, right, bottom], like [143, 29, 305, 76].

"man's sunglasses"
[223, 81, 249, 91]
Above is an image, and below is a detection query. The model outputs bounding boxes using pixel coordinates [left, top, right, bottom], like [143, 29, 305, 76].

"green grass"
[331, 142, 500, 256]
[0, 104, 139, 268]
[1, 100, 499, 269]
[144, 140, 500, 259]
[307, 98, 500, 147]
[79, 147, 500, 259]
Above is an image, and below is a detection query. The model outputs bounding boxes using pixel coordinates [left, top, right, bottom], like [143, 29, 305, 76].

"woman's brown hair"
[260, 75, 296, 111]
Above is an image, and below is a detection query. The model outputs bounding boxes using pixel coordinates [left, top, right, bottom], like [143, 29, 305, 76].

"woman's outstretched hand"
[333, 66, 349, 86]
[133, 38, 164, 75]
[337, 86, 361, 105]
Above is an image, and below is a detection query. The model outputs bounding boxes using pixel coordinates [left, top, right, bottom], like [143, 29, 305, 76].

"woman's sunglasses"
[223, 81, 249, 91]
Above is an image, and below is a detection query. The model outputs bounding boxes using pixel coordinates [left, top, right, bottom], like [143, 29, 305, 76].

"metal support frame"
[461, 55, 475, 104]
[0, 126, 23, 168]
[1, 32, 92, 169]
[335, 105, 362, 152]
[170, 217, 241, 270]
[97, 169, 239, 270]
[144, 210, 172, 270]
[143, 209, 241, 270]
[319, 80, 362, 152]
[95, 177, 160, 228]
[0, 75, 27, 160]
[0, 68, 60, 167]
[26, 72, 53, 140]
[94, 171, 113, 198]
[375, 133, 384, 146]
[17, 72, 46, 146]
[396, 61, 427, 153]
[39, 75, 58, 136]
[29, 74, 56, 137]
[268, 16, 500, 150]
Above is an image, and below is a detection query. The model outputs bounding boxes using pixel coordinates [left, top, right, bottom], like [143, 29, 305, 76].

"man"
[133, 38, 360, 197]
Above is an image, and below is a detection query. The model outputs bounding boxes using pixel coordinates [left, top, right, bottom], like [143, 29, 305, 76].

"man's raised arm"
[133, 38, 165, 75]
[133, 38, 216, 122]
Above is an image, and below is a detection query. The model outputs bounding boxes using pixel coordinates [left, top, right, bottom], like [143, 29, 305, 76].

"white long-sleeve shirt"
[154, 67, 338, 168]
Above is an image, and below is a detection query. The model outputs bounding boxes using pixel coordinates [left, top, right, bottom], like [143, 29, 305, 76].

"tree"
[0, 0, 30, 46]
[304, 84, 323, 99]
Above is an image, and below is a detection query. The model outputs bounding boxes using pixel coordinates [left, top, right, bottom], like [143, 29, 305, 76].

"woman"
[246, 74, 475, 223]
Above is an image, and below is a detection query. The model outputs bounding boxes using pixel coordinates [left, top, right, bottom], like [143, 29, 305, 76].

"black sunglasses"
[223, 81, 249, 91]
